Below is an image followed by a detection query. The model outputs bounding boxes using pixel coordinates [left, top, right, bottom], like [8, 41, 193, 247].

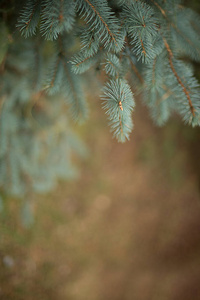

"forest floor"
[1, 93, 200, 300]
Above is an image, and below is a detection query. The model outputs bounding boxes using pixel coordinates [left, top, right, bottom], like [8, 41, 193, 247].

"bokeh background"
[1, 94, 200, 300]
[1, 1, 200, 299]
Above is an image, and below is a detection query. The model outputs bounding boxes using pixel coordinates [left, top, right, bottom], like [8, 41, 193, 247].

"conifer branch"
[40, 0, 75, 40]
[25, 0, 40, 29]
[122, 1, 159, 62]
[171, 24, 200, 58]
[71, 51, 97, 74]
[17, 0, 41, 37]
[84, 0, 118, 46]
[75, 56, 91, 67]
[104, 54, 121, 79]
[76, 0, 124, 52]
[101, 79, 135, 142]
[150, 0, 200, 58]
[56, 37, 88, 121]
[163, 37, 195, 117]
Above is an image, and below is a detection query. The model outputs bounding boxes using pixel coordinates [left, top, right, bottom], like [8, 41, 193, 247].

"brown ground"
[1, 96, 200, 300]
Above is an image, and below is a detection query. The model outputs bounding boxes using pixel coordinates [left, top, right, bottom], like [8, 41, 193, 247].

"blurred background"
[1, 96, 200, 300]
[1, 1, 200, 300]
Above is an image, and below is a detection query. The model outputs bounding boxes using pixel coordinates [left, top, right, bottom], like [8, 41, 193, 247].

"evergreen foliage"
[0, 0, 200, 198]
[102, 79, 135, 142]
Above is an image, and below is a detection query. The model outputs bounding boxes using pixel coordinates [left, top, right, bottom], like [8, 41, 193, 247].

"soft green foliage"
[0, 34, 87, 198]
[102, 79, 135, 142]
[0, 0, 200, 197]
[122, 1, 161, 63]
[40, 0, 76, 40]
[75, 0, 125, 52]
[17, 0, 42, 38]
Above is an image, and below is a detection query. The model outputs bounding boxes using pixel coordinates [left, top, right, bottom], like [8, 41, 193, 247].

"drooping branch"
[83, 0, 118, 46]
[163, 37, 195, 116]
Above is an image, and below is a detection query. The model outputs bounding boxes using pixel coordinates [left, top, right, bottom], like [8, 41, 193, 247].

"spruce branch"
[71, 52, 97, 74]
[122, 0, 160, 62]
[40, 0, 75, 40]
[17, 0, 41, 37]
[163, 37, 195, 117]
[75, 0, 124, 52]
[78, 27, 100, 57]
[84, 0, 118, 45]
[101, 79, 135, 142]
[104, 53, 121, 79]
[149, 0, 200, 60]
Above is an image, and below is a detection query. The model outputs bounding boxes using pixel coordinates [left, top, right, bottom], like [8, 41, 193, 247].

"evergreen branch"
[163, 37, 195, 117]
[150, 0, 200, 59]
[171, 23, 200, 60]
[122, 1, 160, 62]
[71, 52, 97, 74]
[75, 56, 91, 67]
[17, 0, 41, 37]
[84, 0, 117, 46]
[56, 36, 89, 122]
[104, 54, 121, 79]
[142, 49, 174, 126]
[76, 0, 124, 52]
[40, 0, 75, 40]
[101, 79, 135, 142]
[24, 0, 40, 28]
[78, 27, 100, 56]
